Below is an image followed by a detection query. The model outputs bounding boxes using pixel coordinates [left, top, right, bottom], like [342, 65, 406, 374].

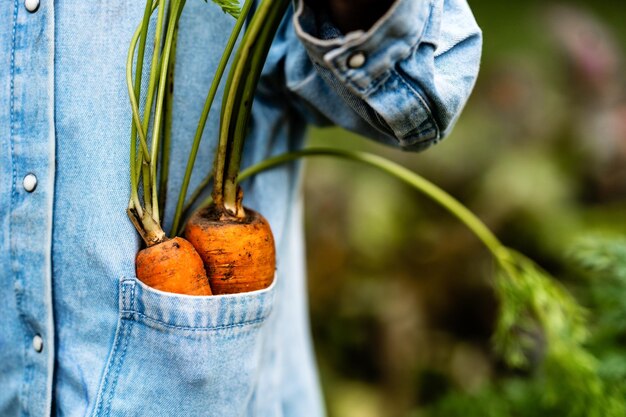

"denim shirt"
[0, 0, 481, 416]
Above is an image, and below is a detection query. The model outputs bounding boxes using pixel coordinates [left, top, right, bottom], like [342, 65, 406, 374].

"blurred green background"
[302, 1, 626, 416]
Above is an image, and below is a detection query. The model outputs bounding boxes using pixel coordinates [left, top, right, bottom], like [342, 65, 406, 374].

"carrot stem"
[127, 0, 159, 218]
[222, 0, 287, 214]
[159, 6, 180, 220]
[126, 40, 151, 165]
[169, 0, 254, 237]
[126, 0, 174, 241]
[213, 0, 289, 216]
[143, 0, 167, 215]
[149, 0, 185, 223]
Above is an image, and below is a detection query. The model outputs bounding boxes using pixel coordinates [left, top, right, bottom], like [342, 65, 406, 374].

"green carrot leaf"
[205, 0, 241, 18]
[492, 249, 625, 416]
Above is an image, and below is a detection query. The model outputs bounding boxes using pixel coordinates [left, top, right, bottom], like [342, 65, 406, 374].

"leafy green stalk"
[257, 149, 502, 253]
[125, 0, 174, 244]
[126, 0, 156, 218]
[208, 0, 241, 18]
[222, 0, 287, 213]
[159, 0, 185, 219]
[127, 0, 242, 245]
[169, 0, 254, 236]
[148, 0, 185, 224]
[212, 0, 290, 216]
[159, 35, 176, 218]
[140, 0, 168, 217]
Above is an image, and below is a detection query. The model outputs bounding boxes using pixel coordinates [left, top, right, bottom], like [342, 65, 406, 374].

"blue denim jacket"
[0, 0, 481, 415]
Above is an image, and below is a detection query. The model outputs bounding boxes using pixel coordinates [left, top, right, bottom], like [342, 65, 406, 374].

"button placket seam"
[10, 0, 57, 414]
[9, 0, 18, 231]
[44, 2, 57, 414]
[9, 0, 30, 413]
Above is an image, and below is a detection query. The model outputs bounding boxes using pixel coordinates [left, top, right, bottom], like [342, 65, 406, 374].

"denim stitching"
[102, 285, 135, 417]
[228, 297, 237, 327]
[130, 282, 136, 315]
[91, 283, 126, 416]
[92, 284, 132, 417]
[391, 69, 440, 141]
[347, 40, 416, 93]
[340, 12, 427, 94]
[126, 311, 269, 332]
[102, 320, 132, 417]
[15, 289, 34, 416]
[255, 293, 265, 322]
[339, 0, 433, 96]
[354, 32, 422, 96]
[120, 281, 134, 319]
[345, 68, 392, 96]
[9, 2, 30, 415]
[122, 278, 274, 330]
[92, 284, 270, 415]
[9, 0, 18, 203]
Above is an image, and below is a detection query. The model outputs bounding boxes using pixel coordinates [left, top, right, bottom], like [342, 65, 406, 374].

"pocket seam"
[121, 275, 277, 331]
[92, 284, 135, 417]
[125, 310, 268, 332]
[103, 321, 132, 417]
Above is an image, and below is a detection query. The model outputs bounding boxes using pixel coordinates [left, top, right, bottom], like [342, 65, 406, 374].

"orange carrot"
[184, 204, 275, 294]
[136, 236, 213, 295]
[158, 0, 284, 296]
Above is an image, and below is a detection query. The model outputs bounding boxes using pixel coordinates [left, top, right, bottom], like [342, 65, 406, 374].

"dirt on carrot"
[184, 204, 275, 294]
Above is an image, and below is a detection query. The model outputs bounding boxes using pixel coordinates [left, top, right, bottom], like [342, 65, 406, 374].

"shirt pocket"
[90, 275, 277, 417]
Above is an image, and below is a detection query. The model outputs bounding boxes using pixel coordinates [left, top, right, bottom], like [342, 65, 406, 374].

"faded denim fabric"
[0, 0, 481, 416]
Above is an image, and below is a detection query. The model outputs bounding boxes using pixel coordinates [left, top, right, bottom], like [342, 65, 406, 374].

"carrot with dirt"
[165, 0, 289, 294]
[125, 0, 218, 295]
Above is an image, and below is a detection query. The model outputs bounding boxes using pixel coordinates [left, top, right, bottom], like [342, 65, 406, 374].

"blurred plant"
[493, 250, 624, 417]
[569, 235, 626, 380]
[415, 235, 626, 417]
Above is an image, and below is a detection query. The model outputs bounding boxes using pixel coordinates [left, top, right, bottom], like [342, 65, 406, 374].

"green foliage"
[493, 251, 589, 370]
[569, 236, 626, 400]
[418, 380, 538, 417]
[205, 0, 241, 18]
[492, 250, 618, 417]
[421, 240, 626, 417]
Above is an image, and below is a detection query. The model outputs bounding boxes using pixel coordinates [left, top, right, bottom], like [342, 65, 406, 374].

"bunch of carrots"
[127, 0, 287, 296]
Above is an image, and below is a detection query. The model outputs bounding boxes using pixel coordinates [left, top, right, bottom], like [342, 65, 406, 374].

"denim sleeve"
[272, 0, 482, 151]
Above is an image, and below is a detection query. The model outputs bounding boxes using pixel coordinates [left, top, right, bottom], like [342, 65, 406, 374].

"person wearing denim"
[0, 0, 481, 415]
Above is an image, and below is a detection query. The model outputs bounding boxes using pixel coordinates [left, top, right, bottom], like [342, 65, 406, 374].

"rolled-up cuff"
[293, 0, 432, 95]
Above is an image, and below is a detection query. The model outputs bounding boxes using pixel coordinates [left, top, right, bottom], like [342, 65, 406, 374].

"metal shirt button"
[347, 52, 366, 69]
[24, 0, 39, 12]
[23, 174, 37, 192]
[33, 335, 43, 353]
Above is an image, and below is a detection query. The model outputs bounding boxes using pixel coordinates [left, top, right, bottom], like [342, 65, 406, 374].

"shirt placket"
[9, 0, 56, 415]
